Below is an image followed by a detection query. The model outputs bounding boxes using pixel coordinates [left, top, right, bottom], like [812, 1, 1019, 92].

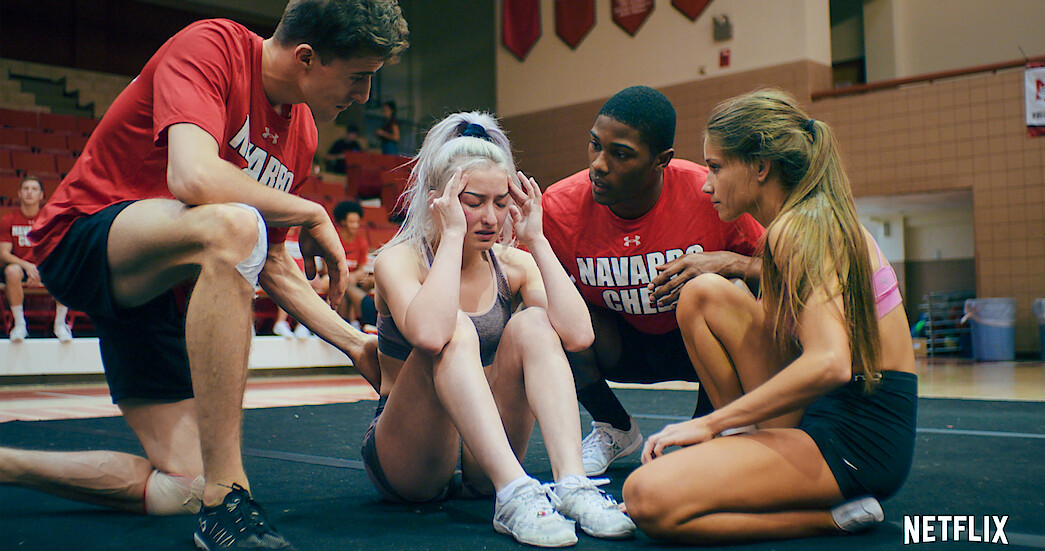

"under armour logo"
[623, 235, 641, 247]
[262, 127, 278, 144]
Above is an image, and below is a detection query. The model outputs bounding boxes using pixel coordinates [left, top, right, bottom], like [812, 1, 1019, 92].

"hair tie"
[805, 118, 816, 132]
[461, 123, 491, 141]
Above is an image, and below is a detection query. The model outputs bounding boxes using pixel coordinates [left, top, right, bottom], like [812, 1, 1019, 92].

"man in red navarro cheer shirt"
[542, 86, 764, 478]
[2, 2, 407, 549]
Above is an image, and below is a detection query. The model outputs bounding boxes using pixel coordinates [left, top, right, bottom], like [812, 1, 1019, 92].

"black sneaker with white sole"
[194, 484, 297, 550]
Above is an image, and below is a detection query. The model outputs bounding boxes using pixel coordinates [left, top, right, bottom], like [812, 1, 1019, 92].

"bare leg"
[623, 429, 845, 544]
[0, 448, 154, 513]
[375, 311, 526, 501]
[0, 398, 202, 514]
[676, 274, 799, 428]
[4, 264, 24, 308]
[483, 307, 584, 482]
[274, 308, 290, 325]
[107, 200, 258, 506]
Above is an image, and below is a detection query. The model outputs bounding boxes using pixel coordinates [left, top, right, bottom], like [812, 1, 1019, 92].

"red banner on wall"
[503, 0, 541, 60]
[612, 0, 653, 36]
[556, 0, 595, 49]
[1027, 62, 1045, 137]
[671, 0, 712, 21]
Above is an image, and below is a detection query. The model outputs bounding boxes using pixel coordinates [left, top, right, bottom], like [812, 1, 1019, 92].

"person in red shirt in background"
[0, 2, 408, 549]
[272, 226, 329, 338]
[1, 176, 73, 342]
[542, 87, 765, 478]
[332, 200, 376, 327]
[272, 201, 374, 336]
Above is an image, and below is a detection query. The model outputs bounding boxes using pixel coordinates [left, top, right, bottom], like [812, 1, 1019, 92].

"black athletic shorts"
[799, 370, 918, 500]
[38, 201, 193, 404]
[360, 396, 458, 503]
[600, 315, 697, 384]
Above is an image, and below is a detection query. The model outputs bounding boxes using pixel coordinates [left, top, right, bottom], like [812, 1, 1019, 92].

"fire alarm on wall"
[719, 48, 731, 68]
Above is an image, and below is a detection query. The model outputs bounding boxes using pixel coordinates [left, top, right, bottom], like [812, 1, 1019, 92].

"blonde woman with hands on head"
[363, 112, 635, 548]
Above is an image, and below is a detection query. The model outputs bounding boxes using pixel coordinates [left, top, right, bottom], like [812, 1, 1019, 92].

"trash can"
[1034, 298, 1045, 360]
[962, 298, 1017, 362]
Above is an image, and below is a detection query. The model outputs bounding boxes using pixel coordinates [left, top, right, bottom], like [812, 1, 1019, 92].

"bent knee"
[677, 273, 744, 323]
[3, 263, 24, 281]
[194, 204, 262, 264]
[503, 307, 557, 340]
[623, 467, 694, 539]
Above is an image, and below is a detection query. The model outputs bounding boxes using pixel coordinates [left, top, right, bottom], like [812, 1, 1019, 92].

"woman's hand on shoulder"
[508, 171, 545, 247]
[429, 168, 468, 238]
[640, 418, 716, 464]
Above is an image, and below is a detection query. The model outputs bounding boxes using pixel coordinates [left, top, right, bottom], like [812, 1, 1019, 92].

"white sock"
[496, 475, 534, 503]
[54, 304, 68, 327]
[11, 305, 25, 328]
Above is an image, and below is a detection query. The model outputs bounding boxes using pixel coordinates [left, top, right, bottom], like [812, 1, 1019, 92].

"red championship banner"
[672, 0, 712, 21]
[503, 0, 541, 60]
[612, 0, 653, 36]
[556, 0, 595, 49]
[1026, 62, 1045, 137]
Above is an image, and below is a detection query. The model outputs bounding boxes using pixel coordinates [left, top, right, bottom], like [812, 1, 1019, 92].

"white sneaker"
[831, 496, 884, 532]
[273, 321, 294, 338]
[293, 323, 312, 338]
[493, 479, 577, 547]
[581, 419, 642, 476]
[54, 323, 73, 343]
[554, 477, 636, 539]
[9, 325, 28, 343]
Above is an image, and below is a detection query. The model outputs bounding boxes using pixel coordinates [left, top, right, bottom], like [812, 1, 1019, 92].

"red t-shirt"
[542, 159, 765, 334]
[1, 209, 35, 260]
[28, 19, 317, 263]
[340, 231, 370, 272]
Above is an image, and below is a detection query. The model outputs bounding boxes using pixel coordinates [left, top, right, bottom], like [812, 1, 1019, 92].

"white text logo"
[903, 515, 1008, 545]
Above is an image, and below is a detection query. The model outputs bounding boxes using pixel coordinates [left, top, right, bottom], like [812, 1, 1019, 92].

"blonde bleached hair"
[380, 111, 517, 259]
[705, 88, 881, 391]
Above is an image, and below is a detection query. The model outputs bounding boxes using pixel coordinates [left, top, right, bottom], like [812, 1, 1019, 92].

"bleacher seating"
[0, 108, 40, 130]
[0, 128, 30, 151]
[0, 108, 100, 203]
[0, 287, 90, 337]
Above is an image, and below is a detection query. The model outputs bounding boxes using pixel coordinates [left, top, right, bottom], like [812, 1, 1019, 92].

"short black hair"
[598, 86, 676, 155]
[274, 0, 409, 63]
[334, 200, 364, 222]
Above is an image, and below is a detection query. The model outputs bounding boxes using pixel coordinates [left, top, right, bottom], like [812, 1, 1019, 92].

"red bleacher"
[0, 108, 99, 206]
[1, 109, 98, 335]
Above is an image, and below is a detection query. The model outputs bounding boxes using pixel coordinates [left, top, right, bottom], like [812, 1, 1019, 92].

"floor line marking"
[627, 414, 1045, 439]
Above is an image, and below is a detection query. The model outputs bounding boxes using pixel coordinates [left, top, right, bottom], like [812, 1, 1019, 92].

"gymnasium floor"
[2, 356, 1043, 550]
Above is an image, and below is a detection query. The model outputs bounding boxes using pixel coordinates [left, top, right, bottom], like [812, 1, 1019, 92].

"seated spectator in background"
[333, 200, 374, 326]
[1, 176, 73, 342]
[272, 227, 328, 338]
[375, 100, 400, 155]
[326, 123, 365, 173]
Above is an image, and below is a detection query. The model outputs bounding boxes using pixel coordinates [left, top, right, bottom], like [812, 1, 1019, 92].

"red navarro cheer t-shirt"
[1, 209, 35, 260]
[28, 19, 317, 262]
[542, 159, 764, 335]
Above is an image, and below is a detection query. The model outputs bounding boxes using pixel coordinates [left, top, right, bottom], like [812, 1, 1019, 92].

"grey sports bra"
[377, 245, 513, 366]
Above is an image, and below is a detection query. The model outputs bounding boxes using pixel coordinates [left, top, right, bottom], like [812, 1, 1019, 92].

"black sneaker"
[193, 484, 297, 550]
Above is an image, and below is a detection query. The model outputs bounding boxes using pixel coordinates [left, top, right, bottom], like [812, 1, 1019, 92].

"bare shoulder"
[374, 242, 422, 279]
[492, 244, 536, 289]
[764, 212, 794, 257]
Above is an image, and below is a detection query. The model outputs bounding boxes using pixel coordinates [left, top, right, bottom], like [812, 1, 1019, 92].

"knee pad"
[231, 203, 268, 288]
[143, 470, 204, 515]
